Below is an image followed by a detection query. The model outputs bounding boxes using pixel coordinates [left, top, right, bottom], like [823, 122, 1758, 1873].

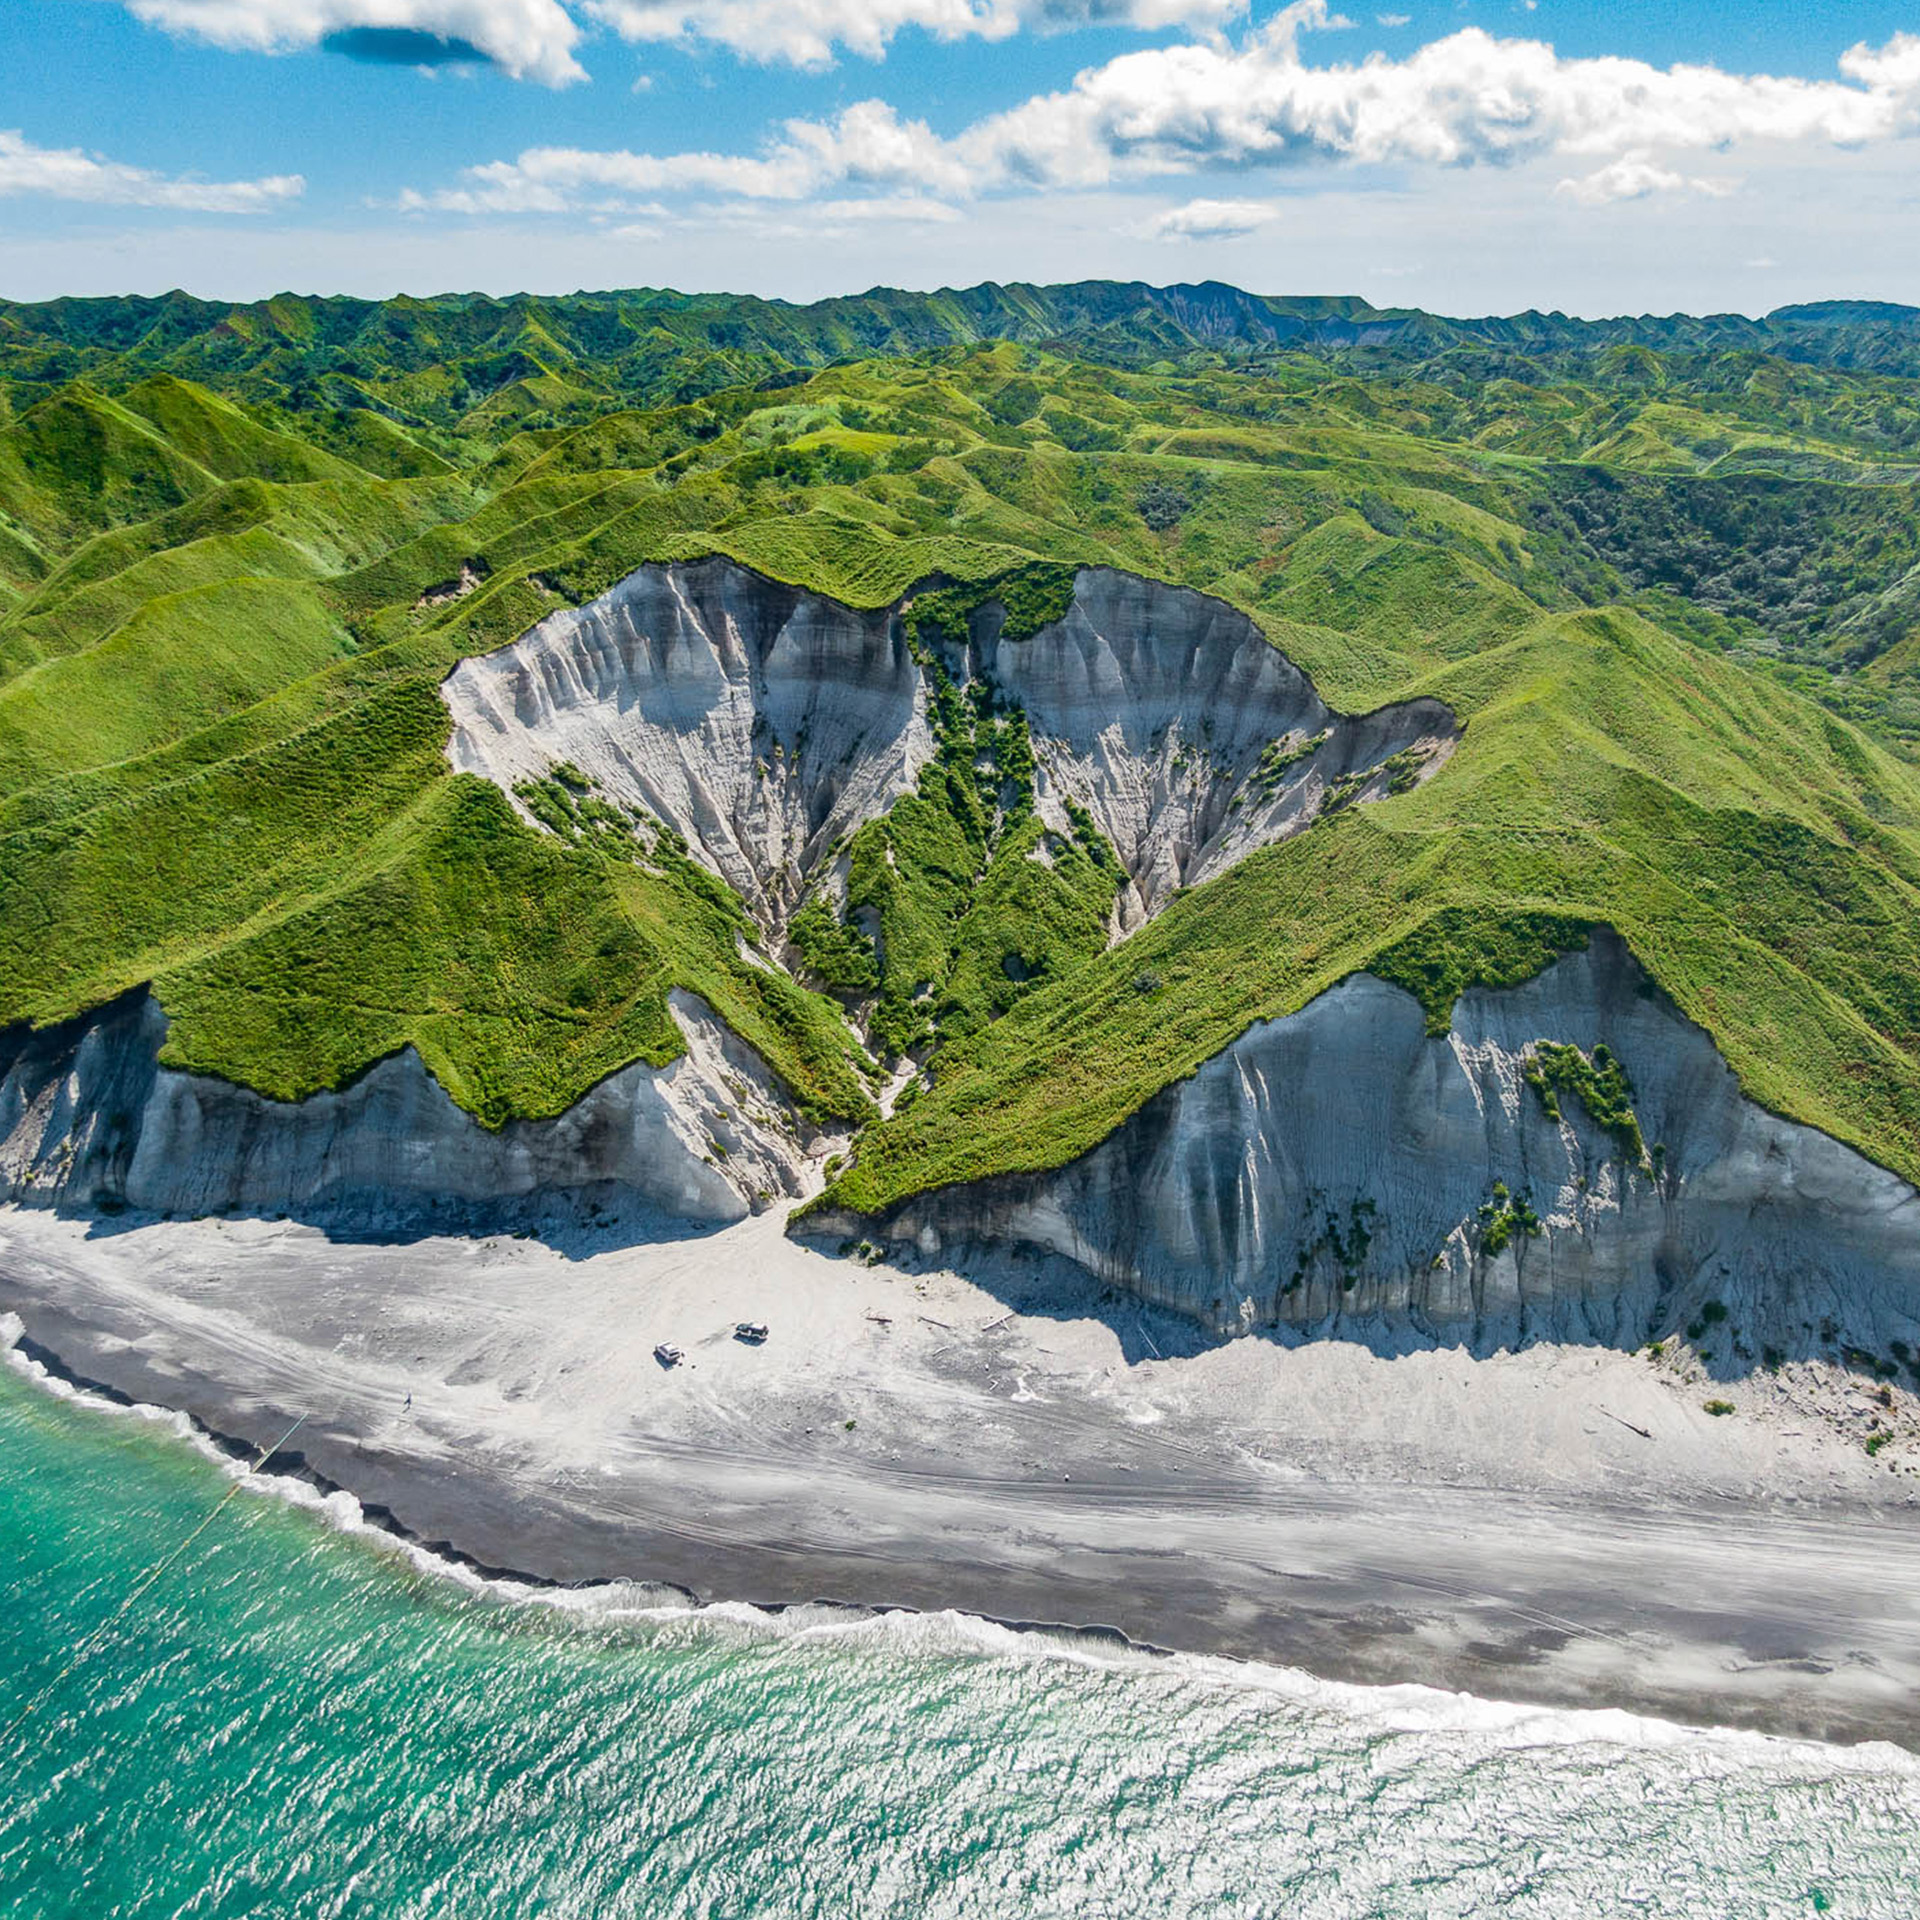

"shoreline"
[16, 1329, 1920, 1782]
[5, 1204, 1920, 1750]
[7, 1321, 1149, 1657]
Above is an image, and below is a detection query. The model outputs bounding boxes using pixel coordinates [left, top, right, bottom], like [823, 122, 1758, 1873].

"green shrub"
[1524, 1040, 1650, 1167]
[1370, 914, 1593, 1036]
[1136, 480, 1192, 531]
[1478, 1182, 1542, 1255]
[789, 896, 880, 996]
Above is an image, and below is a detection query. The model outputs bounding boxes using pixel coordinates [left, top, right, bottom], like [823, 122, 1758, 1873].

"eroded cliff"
[0, 988, 814, 1232]
[11, 551, 1916, 1362]
[809, 933, 1920, 1352]
[968, 567, 1455, 928]
[444, 557, 931, 933]
[441, 559, 1457, 941]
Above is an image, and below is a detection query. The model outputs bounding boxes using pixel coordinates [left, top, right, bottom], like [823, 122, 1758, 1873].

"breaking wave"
[5, 1316, 1919, 1917]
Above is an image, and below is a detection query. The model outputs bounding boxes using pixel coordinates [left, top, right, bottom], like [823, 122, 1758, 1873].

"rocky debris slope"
[0, 989, 813, 1232]
[810, 932, 1920, 1354]
[442, 558, 1457, 942]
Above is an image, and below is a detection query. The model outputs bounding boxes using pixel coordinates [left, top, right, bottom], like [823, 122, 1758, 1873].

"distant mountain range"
[8, 283, 1920, 428]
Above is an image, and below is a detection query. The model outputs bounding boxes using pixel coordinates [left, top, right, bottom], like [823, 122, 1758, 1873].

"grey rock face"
[978, 568, 1455, 926]
[442, 558, 1457, 939]
[823, 934, 1920, 1351]
[443, 556, 932, 933]
[0, 989, 812, 1231]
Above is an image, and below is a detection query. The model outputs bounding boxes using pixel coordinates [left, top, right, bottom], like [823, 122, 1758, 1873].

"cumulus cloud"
[1555, 155, 1735, 208]
[398, 98, 972, 208]
[124, 0, 586, 85]
[0, 129, 303, 211]
[125, 0, 1253, 76]
[401, 14, 1920, 212]
[955, 10, 1920, 189]
[583, 0, 1248, 69]
[1149, 196, 1278, 238]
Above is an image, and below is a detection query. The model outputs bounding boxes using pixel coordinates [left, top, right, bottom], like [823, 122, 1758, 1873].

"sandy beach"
[4, 1201, 1919, 1748]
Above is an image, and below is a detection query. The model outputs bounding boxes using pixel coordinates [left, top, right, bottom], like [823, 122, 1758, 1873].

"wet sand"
[4, 1204, 1918, 1747]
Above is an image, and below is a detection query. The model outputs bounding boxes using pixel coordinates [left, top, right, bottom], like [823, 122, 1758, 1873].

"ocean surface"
[3, 1352, 1918, 1920]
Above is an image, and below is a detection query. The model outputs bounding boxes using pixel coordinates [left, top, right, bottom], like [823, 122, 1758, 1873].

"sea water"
[2, 1354, 1917, 1920]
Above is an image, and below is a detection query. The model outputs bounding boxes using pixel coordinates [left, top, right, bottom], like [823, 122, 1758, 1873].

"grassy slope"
[792, 641, 1123, 1059]
[832, 602, 1920, 1212]
[2, 316, 1920, 1207]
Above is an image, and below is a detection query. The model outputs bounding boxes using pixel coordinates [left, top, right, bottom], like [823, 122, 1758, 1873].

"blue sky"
[3, 0, 1919, 313]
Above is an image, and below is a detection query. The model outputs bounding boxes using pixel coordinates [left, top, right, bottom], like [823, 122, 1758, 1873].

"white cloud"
[813, 193, 965, 221]
[954, 11, 1920, 189]
[0, 129, 303, 211]
[1149, 195, 1278, 238]
[398, 100, 970, 209]
[124, 0, 587, 85]
[1376, 11, 1408, 24]
[398, 90, 1014, 211]
[401, 15, 1920, 213]
[129, 0, 1261, 77]
[1555, 155, 1736, 207]
[583, 0, 1248, 69]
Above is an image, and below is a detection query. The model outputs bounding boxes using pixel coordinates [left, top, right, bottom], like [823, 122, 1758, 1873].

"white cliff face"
[978, 568, 1455, 926]
[0, 559, 1457, 1243]
[442, 556, 933, 933]
[0, 989, 813, 1231]
[835, 933, 1920, 1352]
[442, 559, 1458, 938]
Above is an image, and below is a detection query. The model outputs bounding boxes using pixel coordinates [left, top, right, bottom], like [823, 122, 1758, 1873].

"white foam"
[4, 1314, 1915, 1778]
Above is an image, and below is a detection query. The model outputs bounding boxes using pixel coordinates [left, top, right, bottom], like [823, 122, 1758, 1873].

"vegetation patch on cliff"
[790, 658, 1122, 1057]
[1524, 1040, 1651, 1167]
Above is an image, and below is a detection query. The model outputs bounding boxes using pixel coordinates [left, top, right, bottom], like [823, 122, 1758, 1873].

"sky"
[3, 0, 1920, 315]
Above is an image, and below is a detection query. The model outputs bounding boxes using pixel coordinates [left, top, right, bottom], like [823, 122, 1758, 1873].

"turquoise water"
[3, 1359, 1918, 1920]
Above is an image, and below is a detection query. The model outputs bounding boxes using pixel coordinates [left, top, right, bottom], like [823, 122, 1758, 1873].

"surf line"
[0, 1409, 309, 1745]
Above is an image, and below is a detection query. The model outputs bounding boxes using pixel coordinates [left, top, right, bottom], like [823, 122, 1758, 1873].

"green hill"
[5, 282, 1920, 1210]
